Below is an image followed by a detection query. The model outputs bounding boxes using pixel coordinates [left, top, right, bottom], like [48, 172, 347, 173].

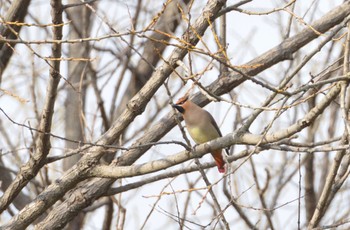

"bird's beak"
[172, 104, 185, 113]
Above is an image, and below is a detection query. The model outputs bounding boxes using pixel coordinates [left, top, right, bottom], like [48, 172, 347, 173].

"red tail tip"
[218, 167, 225, 173]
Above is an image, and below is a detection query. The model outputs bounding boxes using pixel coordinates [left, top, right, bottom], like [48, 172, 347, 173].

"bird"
[172, 95, 228, 173]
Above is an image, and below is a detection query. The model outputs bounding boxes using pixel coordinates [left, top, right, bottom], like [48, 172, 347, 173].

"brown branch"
[0, 0, 63, 215]
[89, 80, 340, 177]
[223, 186, 257, 230]
[250, 159, 274, 230]
[108, 0, 143, 119]
[112, 0, 192, 119]
[26, 3, 348, 227]
[62, 0, 98, 10]
[101, 198, 113, 230]
[0, 0, 31, 81]
[117, 1, 350, 173]
[304, 97, 318, 222]
[308, 21, 350, 229]
[193, 159, 230, 229]
[307, 135, 347, 229]
[2, 1, 350, 229]
[1, 0, 228, 229]
[0, 30, 140, 45]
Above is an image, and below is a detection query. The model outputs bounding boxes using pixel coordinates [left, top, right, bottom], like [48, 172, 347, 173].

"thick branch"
[89, 78, 340, 179]
[2, 0, 228, 229]
[0, 0, 63, 219]
[0, 0, 31, 80]
[117, 1, 350, 168]
[308, 21, 350, 229]
[112, 0, 191, 119]
[40, 3, 349, 228]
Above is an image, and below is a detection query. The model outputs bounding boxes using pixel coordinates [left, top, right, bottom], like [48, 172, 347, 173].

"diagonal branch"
[0, 0, 32, 81]
[308, 21, 350, 229]
[1, 0, 228, 229]
[0, 0, 63, 215]
[2, 1, 349, 228]
[117, 1, 350, 168]
[88, 79, 340, 179]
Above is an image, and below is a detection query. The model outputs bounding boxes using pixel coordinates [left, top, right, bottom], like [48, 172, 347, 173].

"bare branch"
[0, 0, 63, 215]
[0, 0, 31, 81]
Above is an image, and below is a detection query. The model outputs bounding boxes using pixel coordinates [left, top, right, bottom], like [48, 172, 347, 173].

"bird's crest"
[175, 95, 189, 105]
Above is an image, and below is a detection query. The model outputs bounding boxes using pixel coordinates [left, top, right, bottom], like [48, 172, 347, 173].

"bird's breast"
[187, 126, 217, 144]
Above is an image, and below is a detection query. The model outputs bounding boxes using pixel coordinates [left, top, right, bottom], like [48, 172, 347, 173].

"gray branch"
[1, 0, 228, 229]
[0, 0, 63, 218]
[0, 0, 31, 82]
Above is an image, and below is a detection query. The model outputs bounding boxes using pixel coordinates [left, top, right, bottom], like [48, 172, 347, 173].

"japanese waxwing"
[172, 95, 228, 173]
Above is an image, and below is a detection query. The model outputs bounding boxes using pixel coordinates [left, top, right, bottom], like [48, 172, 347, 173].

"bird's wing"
[206, 111, 223, 137]
[206, 110, 230, 155]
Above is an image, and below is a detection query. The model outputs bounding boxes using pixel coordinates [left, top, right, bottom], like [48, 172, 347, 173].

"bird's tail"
[211, 150, 225, 173]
